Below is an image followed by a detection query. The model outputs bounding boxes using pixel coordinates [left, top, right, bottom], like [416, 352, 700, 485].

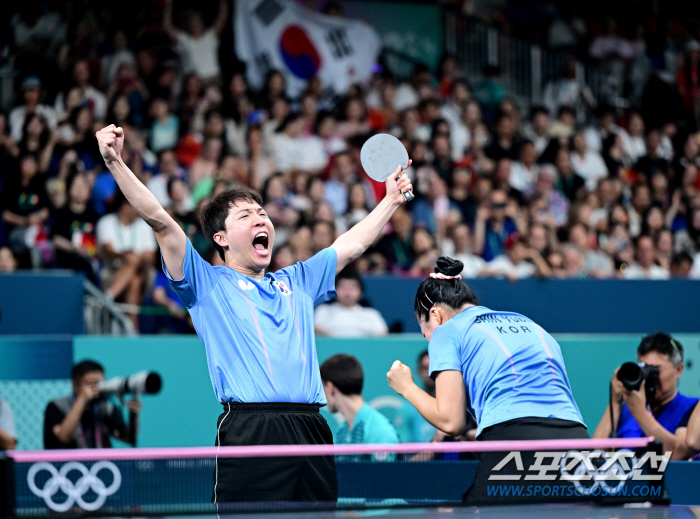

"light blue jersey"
[429, 306, 584, 437]
[163, 238, 337, 404]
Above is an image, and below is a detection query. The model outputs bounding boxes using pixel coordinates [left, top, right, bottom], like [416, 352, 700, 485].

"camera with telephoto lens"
[98, 371, 162, 396]
[616, 362, 658, 404]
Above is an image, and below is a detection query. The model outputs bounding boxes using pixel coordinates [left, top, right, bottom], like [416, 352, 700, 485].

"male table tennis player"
[96, 125, 412, 503]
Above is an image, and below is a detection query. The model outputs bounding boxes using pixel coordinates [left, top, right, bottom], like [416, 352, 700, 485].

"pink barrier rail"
[7, 437, 654, 463]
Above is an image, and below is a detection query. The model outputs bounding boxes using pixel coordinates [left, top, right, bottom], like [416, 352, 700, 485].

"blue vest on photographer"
[616, 392, 698, 437]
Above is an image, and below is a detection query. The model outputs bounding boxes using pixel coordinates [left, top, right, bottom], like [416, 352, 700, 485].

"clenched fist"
[387, 360, 415, 396]
[95, 124, 125, 163]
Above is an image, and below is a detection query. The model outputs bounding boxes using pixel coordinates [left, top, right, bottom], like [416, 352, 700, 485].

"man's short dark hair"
[637, 332, 683, 367]
[336, 266, 363, 292]
[418, 349, 429, 364]
[72, 360, 104, 381]
[671, 251, 693, 267]
[320, 354, 363, 395]
[200, 188, 264, 261]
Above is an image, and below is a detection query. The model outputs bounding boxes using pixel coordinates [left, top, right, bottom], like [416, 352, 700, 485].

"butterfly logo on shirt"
[237, 279, 256, 291]
[272, 280, 293, 296]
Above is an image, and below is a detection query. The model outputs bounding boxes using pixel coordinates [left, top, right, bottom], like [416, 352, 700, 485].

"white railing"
[83, 280, 135, 335]
[444, 12, 611, 113]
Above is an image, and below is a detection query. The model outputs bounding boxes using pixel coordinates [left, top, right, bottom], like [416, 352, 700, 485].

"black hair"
[72, 360, 104, 381]
[313, 110, 335, 135]
[320, 354, 363, 395]
[200, 187, 264, 261]
[671, 251, 693, 266]
[529, 105, 549, 119]
[414, 257, 479, 322]
[110, 189, 130, 213]
[637, 332, 683, 366]
[337, 265, 363, 292]
[418, 349, 429, 363]
[276, 111, 302, 133]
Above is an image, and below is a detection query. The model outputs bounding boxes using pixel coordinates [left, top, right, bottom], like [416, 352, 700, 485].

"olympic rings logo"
[27, 461, 122, 512]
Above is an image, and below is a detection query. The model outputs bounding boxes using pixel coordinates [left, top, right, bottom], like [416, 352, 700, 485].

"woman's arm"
[388, 362, 468, 436]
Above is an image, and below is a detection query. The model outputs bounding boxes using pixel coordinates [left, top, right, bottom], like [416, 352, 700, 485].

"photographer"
[43, 360, 141, 449]
[593, 333, 698, 459]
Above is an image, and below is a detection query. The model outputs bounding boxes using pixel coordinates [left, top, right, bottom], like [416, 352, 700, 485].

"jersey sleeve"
[161, 238, 219, 308]
[278, 247, 338, 306]
[428, 323, 463, 378]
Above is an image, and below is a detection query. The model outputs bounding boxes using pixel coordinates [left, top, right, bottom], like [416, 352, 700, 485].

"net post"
[0, 453, 15, 519]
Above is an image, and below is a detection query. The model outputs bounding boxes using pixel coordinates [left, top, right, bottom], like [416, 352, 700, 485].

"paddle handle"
[397, 169, 414, 202]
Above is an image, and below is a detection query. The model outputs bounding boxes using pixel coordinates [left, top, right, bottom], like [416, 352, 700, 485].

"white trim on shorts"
[214, 405, 231, 513]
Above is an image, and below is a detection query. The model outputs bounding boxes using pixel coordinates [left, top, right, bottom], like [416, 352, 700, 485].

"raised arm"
[162, 0, 179, 41]
[388, 362, 468, 436]
[331, 163, 412, 273]
[96, 125, 187, 279]
[213, 0, 229, 36]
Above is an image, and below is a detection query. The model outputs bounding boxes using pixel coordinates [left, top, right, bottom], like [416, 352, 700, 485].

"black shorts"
[213, 402, 338, 504]
[463, 417, 589, 506]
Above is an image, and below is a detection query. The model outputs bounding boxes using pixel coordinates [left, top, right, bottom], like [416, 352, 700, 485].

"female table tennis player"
[387, 257, 588, 504]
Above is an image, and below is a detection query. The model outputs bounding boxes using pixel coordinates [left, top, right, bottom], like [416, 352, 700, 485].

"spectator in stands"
[525, 166, 570, 227]
[148, 98, 179, 153]
[485, 114, 519, 161]
[9, 76, 57, 142]
[656, 228, 674, 271]
[96, 191, 157, 330]
[509, 140, 539, 192]
[621, 111, 647, 164]
[376, 206, 415, 271]
[479, 234, 551, 281]
[522, 106, 551, 158]
[593, 333, 698, 460]
[677, 41, 700, 126]
[0, 154, 50, 259]
[315, 267, 388, 337]
[50, 173, 99, 283]
[633, 130, 669, 179]
[44, 360, 141, 449]
[553, 148, 585, 201]
[571, 131, 608, 191]
[0, 398, 17, 449]
[440, 223, 485, 278]
[320, 354, 399, 449]
[624, 235, 670, 279]
[273, 112, 326, 174]
[55, 59, 107, 121]
[568, 223, 614, 278]
[0, 246, 19, 273]
[670, 252, 693, 278]
[542, 56, 596, 123]
[627, 184, 652, 238]
[473, 189, 520, 261]
[674, 206, 700, 256]
[147, 149, 187, 208]
[162, 0, 228, 82]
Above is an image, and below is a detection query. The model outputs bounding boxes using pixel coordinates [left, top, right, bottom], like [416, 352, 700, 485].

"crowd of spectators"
[2, 0, 700, 331]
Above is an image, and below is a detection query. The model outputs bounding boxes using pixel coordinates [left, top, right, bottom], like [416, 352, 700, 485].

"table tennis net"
[1, 437, 659, 516]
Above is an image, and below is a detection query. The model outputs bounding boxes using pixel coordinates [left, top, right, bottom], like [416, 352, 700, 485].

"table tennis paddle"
[360, 134, 414, 202]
